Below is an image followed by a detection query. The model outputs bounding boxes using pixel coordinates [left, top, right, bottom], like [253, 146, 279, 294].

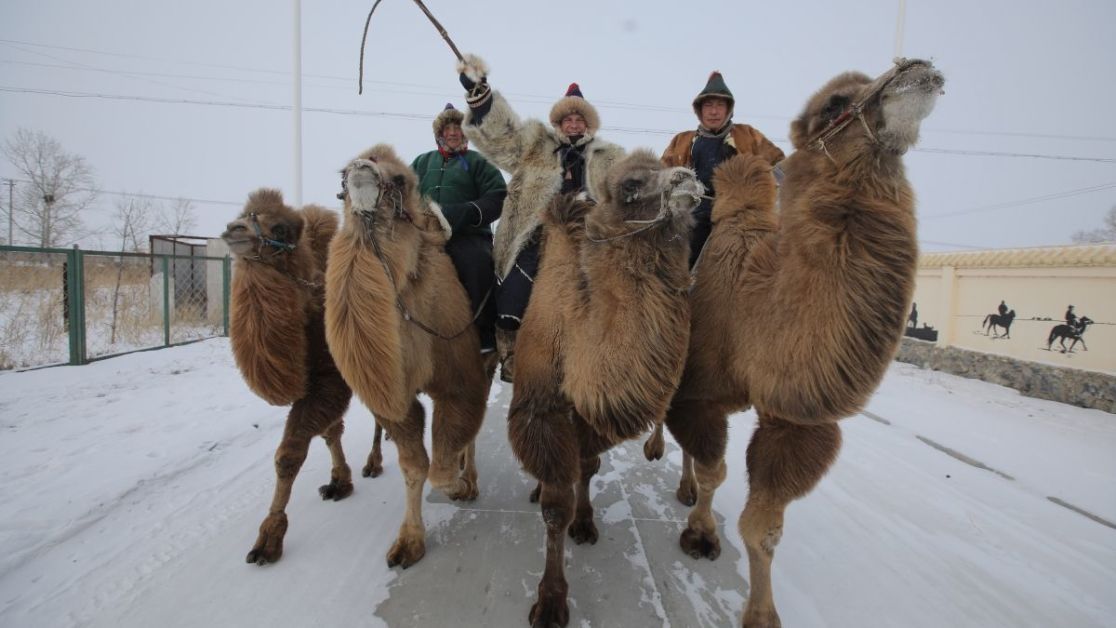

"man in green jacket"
[411, 103, 508, 354]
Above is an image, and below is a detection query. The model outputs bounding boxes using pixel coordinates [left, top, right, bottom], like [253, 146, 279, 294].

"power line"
[5, 177, 243, 207]
[925, 182, 1116, 219]
[6, 37, 1116, 144]
[914, 147, 1116, 164]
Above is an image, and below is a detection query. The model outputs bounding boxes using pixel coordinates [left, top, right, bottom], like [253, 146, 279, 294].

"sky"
[0, 339, 1113, 626]
[1, 0, 1115, 252]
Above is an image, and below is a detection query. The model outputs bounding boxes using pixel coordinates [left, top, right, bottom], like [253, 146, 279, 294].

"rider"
[1065, 305, 1077, 327]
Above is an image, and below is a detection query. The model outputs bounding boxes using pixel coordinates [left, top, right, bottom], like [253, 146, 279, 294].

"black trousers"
[445, 234, 497, 350]
[495, 240, 540, 332]
[689, 208, 713, 269]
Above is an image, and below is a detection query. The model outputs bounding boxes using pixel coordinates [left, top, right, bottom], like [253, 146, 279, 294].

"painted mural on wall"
[976, 300, 1098, 355]
[905, 302, 938, 342]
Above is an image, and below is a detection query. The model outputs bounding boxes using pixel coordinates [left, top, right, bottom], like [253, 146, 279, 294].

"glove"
[459, 72, 478, 92]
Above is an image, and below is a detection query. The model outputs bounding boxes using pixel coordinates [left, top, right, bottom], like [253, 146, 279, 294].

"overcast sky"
[2, 0, 1114, 252]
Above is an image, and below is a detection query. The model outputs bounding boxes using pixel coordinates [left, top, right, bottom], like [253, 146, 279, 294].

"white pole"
[894, 0, 907, 59]
[293, 0, 303, 207]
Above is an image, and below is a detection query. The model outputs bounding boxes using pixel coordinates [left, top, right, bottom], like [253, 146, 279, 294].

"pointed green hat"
[692, 71, 735, 117]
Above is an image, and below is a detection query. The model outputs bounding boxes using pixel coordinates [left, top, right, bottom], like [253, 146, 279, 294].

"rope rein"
[360, 202, 490, 342]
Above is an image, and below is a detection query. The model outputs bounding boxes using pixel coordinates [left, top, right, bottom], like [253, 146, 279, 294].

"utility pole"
[4, 179, 13, 245]
[293, 0, 303, 207]
[894, 0, 907, 58]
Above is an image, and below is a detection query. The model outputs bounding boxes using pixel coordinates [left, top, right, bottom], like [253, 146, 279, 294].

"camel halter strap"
[239, 214, 321, 289]
[807, 58, 920, 159]
[584, 188, 690, 244]
[362, 206, 491, 342]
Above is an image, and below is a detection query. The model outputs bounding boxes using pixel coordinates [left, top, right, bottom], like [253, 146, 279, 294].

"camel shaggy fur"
[222, 190, 354, 565]
[507, 150, 702, 626]
[325, 144, 494, 569]
[660, 59, 944, 627]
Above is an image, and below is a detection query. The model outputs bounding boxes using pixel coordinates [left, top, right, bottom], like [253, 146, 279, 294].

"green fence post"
[66, 246, 80, 365]
[75, 246, 86, 363]
[162, 255, 171, 347]
[222, 255, 231, 336]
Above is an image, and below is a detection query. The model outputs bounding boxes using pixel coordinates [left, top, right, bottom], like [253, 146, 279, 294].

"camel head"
[339, 144, 436, 231]
[597, 149, 703, 231]
[223, 189, 302, 260]
[790, 59, 945, 158]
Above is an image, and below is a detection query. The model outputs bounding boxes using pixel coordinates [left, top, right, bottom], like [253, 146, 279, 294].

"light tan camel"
[325, 144, 494, 568]
[222, 190, 354, 565]
[506, 150, 702, 626]
[661, 59, 944, 627]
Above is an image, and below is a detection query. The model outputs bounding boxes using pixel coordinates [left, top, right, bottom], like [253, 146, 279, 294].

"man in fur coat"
[661, 71, 785, 267]
[456, 54, 625, 382]
[411, 103, 507, 354]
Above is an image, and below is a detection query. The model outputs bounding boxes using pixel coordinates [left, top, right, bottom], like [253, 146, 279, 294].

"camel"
[221, 190, 354, 565]
[507, 150, 702, 626]
[653, 59, 945, 628]
[325, 144, 494, 569]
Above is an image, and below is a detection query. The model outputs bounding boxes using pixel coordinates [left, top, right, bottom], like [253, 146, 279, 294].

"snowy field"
[0, 338, 1113, 627]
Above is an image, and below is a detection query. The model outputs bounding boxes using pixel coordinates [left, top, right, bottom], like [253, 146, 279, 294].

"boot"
[495, 328, 517, 384]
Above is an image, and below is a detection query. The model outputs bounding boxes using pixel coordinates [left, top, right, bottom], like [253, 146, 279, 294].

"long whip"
[358, 0, 465, 95]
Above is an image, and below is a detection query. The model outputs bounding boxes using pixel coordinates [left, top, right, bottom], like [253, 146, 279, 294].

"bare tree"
[1071, 205, 1116, 244]
[2, 128, 97, 247]
[108, 196, 155, 344]
[155, 197, 198, 236]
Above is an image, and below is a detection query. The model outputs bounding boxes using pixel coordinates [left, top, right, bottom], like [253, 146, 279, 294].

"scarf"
[436, 139, 470, 171]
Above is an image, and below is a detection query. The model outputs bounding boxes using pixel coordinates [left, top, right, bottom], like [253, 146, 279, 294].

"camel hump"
[545, 192, 593, 231]
[711, 154, 777, 221]
[299, 204, 339, 271]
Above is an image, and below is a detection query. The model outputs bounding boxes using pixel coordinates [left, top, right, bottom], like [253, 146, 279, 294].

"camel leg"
[318, 420, 354, 500]
[429, 392, 485, 502]
[531, 480, 575, 627]
[677, 451, 697, 507]
[385, 399, 430, 569]
[665, 398, 730, 557]
[246, 411, 313, 565]
[363, 420, 384, 478]
[738, 413, 841, 628]
[458, 441, 478, 493]
[643, 423, 665, 461]
[568, 453, 602, 545]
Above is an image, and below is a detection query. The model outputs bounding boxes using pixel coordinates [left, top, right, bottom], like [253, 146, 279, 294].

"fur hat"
[549, 83, 601, 141]
[692, 71, 735, 117]
[432, 103, 465, 141]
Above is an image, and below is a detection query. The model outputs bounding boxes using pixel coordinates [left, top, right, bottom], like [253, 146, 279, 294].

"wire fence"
[0, 244, 230, 371]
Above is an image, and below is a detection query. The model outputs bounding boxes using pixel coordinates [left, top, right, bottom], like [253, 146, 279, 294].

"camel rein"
[584, 188, 693, 244]
[807, 58, 920, 160]
[238, 213, 322, 290]
[360, 208, 491, 342]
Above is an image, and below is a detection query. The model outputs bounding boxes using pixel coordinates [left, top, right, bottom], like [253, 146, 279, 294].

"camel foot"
[444, 477, 479, 502]
[568, 517, 599, 545]
[361, 462, 383, 478]
[643, 432, 664, 461]
[318, 479, 353, 501]
[680, 525, 721, 560]
[742, 608, 783, 628]
[246, 512, 288, 565]
[386, 535, 426, 569]
[676, 479, 697, 507]
[529, 595, 569, 628]
[529, 482, 541, 503]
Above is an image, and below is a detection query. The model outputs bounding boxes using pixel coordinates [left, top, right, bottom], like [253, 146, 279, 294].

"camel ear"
[789, 117, 810, 149]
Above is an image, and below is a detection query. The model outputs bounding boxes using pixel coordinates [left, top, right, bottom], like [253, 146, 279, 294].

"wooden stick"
[411, 0, 465, 61]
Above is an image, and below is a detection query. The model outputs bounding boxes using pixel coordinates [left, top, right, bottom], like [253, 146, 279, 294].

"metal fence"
[0, 244, 231, 371]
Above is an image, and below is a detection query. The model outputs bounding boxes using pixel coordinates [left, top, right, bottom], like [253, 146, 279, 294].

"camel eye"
[271, 224, 288, 240]
[392, 174, 406, 188]
[821, 95, 850, 122]
[621, 178, 643, 202]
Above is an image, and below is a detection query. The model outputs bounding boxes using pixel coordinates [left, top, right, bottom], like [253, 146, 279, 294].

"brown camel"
[659, 59, 945, 627]
[325, 144, 494, 569]
[221, 190, 354, 565]
[507, 150, 702, 627]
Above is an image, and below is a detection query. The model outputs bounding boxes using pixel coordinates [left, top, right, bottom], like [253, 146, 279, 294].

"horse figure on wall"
[983, 309, 1016, 338]
[1046, 316, 1093, 353]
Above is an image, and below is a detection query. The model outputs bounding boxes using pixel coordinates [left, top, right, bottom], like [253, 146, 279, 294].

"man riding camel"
[455, 54, 625, 382]
[662, 71, 785, 267]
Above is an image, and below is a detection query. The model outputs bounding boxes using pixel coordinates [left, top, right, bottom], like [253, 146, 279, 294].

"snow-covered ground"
[0, 339, 1113, 627]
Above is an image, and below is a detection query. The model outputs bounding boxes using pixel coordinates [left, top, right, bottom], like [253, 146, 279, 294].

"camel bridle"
[585, 180, 701, 244]
[352, 164, 491, 342]
[237, 212, 321, 289]
[807, 58, 926, 161]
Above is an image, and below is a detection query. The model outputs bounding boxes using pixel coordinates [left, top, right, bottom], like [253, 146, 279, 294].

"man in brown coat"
[662, 71, 784, 267]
